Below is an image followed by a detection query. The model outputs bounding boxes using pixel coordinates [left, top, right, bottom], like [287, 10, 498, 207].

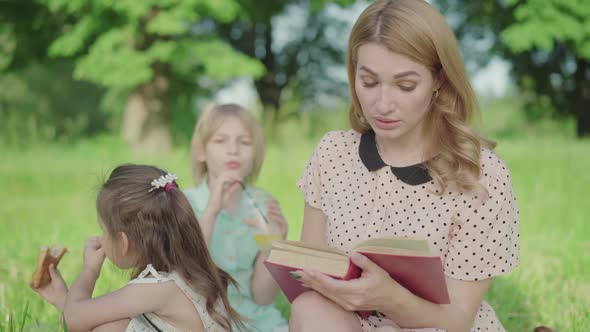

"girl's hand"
[83, 237, 105, 276]
[267, 199, 288, 238]
[30, 264, 68, 312]
[296, 253, 409, 312]
[207, 171, 242, 214]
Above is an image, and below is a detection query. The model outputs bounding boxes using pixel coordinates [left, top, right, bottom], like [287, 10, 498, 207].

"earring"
[428, 90, 439, 112]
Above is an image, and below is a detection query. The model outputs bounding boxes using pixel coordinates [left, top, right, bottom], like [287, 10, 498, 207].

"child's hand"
[83, 236, 105, 275]
[208, 171, 242, 214]
[30, 264, 68, 312]
[267, 199, 288, 238]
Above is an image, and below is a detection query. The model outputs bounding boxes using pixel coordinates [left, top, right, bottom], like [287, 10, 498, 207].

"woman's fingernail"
[289, 271, 302, 279]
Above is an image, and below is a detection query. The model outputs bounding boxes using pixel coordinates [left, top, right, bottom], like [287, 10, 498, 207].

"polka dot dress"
[297, 130, 520, 332]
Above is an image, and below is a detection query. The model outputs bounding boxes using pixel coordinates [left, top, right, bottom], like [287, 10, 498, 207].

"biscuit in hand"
[31, 245, 67, 288]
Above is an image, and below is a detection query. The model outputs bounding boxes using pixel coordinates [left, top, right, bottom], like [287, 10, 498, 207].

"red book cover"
[264, 258, 370, 318]
[357, 251, 450, 304]
[264, 252, 449, 319]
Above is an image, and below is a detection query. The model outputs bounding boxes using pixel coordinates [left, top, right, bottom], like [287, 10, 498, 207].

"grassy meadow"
[1, 104, 589, 331]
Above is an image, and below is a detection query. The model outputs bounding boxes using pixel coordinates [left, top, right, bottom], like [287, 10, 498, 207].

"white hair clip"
[149, 173, 179, 192]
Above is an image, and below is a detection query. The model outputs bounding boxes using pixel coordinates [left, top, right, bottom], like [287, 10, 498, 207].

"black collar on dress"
[359, 130, 433, 186]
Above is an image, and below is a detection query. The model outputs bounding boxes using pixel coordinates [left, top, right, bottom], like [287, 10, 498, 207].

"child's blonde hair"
[191, 103, 265, 185]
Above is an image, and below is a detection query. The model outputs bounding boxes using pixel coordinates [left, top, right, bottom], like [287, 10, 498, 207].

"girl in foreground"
[33, 164, 244, 331]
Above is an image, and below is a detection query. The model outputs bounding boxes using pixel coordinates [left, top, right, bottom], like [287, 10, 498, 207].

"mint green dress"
[184, 181, 288, 332]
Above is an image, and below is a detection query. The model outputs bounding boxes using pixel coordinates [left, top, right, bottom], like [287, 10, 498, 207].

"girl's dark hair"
[96, 164, 244, 331]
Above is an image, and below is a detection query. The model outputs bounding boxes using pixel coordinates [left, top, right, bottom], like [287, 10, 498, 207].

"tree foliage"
[437, 0, 590, 137]
[0, 0, 361, 147]
[42, 0, 264, 89]
[215, 0, 356, 121]
[1, 0, 267, 150]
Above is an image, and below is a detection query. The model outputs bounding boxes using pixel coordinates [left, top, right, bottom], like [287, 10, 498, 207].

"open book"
[264, 237, 450, 318]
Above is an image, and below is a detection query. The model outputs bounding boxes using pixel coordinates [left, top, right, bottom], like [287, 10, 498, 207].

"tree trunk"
[253, 19, 284, 132]
[254, 78, 281, 119]
[575, 58, 590, 137]
[122, 71, 171, 153]
[577, 98, 590, 137]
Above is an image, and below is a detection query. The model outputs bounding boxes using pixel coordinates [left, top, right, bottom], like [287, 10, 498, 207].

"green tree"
[215, 0, 356, 123]
[36, 0, 264, 151]
[0, 61, 107, 145]
[437, 0, 590, 137]
[0, 2, 108, 143]
[501, 0, 590, 137]
[0, 1, 71, 72]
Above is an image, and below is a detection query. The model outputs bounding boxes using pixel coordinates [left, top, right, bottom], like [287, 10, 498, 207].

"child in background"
[184, 103, 289, 332]
[32, 164, 244, 332]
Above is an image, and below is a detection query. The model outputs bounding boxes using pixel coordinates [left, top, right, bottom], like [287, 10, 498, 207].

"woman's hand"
[297, 252, 410, 313]
[30, 264, 68, 312]
[266, 199, 288, 238]
[83, 237, 105, 276]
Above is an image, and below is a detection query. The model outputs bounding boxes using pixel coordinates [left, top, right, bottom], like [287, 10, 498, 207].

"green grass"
[1, 124, 589, 331]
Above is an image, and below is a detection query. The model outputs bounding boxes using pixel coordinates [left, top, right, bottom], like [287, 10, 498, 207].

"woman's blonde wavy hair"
[347, 0, 495, 194]
[190, 103, 265, 185]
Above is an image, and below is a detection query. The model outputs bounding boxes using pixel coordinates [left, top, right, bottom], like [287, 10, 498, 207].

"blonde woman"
[184, 103, 289, 332]
[289, 0, 520, 331]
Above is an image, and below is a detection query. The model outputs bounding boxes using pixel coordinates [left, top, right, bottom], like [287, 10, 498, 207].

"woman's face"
[203, 116, 255, 181]
[354, 42, 437, 144]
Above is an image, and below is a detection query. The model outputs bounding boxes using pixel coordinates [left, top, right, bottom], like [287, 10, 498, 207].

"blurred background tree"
[1, 0, 266, 152]
[0, 1, 107, 144]
[0, 0, 360, 150]
[1, 0, 589, 151]
[42, 0, 265, 152]
[437, 0, 590, 137]
[214, 0, 355, 124]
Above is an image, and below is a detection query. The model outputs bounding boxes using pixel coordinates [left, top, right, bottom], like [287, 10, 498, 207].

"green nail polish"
[289, 271, 301, 279]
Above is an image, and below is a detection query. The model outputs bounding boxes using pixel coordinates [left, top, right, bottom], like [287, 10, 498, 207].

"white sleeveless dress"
[124, 264, 229, 332]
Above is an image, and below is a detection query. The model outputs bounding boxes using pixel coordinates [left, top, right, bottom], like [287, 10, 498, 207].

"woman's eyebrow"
[359, 66, 420, 79]
[358, 65, 377, 76]
[394, 70, 420, 79]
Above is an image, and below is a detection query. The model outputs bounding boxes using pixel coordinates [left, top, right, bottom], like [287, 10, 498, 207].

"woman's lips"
[374, 117, 401, 130]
